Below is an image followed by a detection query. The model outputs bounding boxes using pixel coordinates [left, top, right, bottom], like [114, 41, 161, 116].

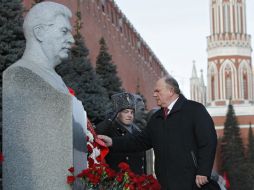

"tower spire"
[191, 60, 198, 78]
[200, 69, 205, 86]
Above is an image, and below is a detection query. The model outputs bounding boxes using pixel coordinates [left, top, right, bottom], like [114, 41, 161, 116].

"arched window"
[225, 65, 232, 99]
[239, 63, 250, 100]
[242, 70, 248, 99]
[210, 66, 216, 101]
[211, 76, 215, 101]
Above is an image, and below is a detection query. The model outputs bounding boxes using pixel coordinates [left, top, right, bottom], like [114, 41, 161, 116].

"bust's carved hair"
[23, 2, 72, 40]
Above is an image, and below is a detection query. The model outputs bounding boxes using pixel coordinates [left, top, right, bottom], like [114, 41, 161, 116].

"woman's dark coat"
[111, 94, 217, 190]
[95, 120, 146, 175]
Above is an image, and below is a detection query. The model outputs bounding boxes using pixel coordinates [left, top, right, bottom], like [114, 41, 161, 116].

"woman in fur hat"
[95, 92, 146, 175]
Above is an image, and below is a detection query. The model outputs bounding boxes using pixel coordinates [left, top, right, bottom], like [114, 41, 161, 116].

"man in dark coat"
[98, 76, 217, 190]
[95, 92, 146, 175]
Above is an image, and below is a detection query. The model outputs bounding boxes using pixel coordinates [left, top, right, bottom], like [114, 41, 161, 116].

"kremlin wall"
[23, 0, 169, 109]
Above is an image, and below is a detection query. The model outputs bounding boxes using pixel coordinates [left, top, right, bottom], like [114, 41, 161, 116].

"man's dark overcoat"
[96, 120, 146, 175]
[112, 94, 217, 190]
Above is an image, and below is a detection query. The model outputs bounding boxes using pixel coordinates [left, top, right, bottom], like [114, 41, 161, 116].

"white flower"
[87, 129, 94, 142]
[89, 147, 101, 165]
[93, 147, 100, 158]
[86, 122, 102, 167]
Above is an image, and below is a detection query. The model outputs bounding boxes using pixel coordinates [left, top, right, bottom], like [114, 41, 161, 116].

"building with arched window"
[190, 0, 254, 170]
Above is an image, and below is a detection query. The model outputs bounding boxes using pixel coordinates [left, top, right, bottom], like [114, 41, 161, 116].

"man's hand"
[195, 175, 208, 188]
[97, 135, 113, 147]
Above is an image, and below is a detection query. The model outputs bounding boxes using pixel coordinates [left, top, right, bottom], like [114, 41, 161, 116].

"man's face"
[117, 109, 134, 125]
[41, 15, 74, 66]
[153, 78, 173, 107]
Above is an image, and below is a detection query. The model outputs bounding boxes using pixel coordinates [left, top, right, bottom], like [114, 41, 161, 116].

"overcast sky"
[114, 0, 254, 98]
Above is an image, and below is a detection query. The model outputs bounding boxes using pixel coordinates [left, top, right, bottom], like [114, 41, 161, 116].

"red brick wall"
[22, 0, 169, 109]
[213, 115, 254, 126]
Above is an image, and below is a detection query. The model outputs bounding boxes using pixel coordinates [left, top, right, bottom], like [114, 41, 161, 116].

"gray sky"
[114, 0, 254, 98]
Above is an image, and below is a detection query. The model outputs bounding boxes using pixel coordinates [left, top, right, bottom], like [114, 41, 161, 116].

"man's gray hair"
[23, 2, 72, 40]
[164, 76, 181, 94]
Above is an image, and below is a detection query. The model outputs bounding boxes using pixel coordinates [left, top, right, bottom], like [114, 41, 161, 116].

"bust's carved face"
[135, 98, 146, 119]
[134, 95, 147, 128]
[40, 15, 74, 67]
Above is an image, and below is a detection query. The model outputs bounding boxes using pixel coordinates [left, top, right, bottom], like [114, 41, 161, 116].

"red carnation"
[96, 155, 101, 162]
[118, 162, 130, 171]
[105, 168, 116, 178]
[68, 167, 74, 174]
[77, 169, 90, 178]
[100, 162, 109, 168]
[96, 167, 103, 176]
[68, 87, 75, 96]
[87, 144, 93, 153]
[116, 173, 123, 183]
[67, 176, 75, 184]
[137, 175, 146, 183]
[88, 157, 95, 167]
[90, 175, 100, 185]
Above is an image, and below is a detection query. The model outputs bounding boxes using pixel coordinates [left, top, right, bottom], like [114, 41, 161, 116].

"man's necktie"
[163, 107, 169, 119]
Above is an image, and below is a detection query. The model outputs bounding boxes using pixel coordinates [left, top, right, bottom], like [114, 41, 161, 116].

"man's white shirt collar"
[167, 97, 179, 114]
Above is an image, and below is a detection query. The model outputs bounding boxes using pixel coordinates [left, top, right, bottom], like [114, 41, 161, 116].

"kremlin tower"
[190, 0, 254, 168]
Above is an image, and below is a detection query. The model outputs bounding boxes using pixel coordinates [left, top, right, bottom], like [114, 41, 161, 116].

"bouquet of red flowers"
[68, 162, 161, 190]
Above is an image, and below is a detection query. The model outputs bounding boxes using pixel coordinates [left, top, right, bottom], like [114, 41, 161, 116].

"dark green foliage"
[0, 0, 25, 75]
[0, 0, 25, 142]
[247, 124, 254, 162]
[246, 124, 254, 190]
[220, 103, 247, 190]
[56, 33, 110, 124]
[96, 37, 123, 99]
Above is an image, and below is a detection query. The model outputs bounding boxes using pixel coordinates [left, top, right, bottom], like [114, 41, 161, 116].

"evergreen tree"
[0, 0, 25, 89]
[246, 124, 254, 190]
[0, 1, 25, 70]
[56, 11, 110, 124]
[220, 103, 247, 190]
[247, 123, 254, 162]
[0, 0, 25, 141]
[96, 37, 123, 100]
